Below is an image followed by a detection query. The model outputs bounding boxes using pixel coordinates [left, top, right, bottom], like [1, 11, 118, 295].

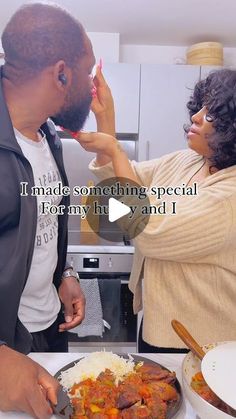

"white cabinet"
[138, 65, 200, 161]
[200, 65, 223, 80]
[84, 63, 140, 134]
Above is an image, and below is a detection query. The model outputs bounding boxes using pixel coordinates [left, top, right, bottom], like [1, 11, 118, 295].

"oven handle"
[78, 275, 130, 285]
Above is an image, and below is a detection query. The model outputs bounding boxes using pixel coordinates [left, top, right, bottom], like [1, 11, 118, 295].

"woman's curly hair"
[186, 69, 236, 170]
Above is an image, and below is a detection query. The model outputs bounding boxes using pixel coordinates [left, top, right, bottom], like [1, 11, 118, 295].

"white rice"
[59, 352, 137, 390]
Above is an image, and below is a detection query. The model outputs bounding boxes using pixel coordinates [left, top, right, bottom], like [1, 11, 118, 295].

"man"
[0, 2, 95, 417]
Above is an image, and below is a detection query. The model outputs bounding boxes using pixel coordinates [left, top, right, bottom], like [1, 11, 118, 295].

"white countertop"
[0, 353, 198, 419]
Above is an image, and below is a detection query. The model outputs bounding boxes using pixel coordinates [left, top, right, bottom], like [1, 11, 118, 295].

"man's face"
[51, 35, 95, 132]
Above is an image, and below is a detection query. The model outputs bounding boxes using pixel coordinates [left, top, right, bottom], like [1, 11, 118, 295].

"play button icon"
[108, 198, 131, 222]
[84, 176, 151, 242]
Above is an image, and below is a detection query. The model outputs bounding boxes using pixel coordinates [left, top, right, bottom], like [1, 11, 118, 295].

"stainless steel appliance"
[67, 248, 137, 353]
[60, 132, 138, 352]
[61, 132, 138, 244]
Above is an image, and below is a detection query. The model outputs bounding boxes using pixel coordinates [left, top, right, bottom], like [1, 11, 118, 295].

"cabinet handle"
[146, 140, 150, 160]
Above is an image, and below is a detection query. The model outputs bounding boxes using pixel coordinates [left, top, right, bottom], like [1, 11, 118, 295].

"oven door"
[68, 272, 137, 353]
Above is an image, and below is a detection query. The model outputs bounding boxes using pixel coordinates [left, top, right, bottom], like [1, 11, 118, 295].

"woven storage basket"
[186, 42, 223, 65]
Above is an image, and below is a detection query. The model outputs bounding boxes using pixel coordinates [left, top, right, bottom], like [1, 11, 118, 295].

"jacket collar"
[0, 66, 24, 155]
[0, 66, 60, 154]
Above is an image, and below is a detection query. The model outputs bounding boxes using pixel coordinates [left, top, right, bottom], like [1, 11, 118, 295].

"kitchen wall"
[87, 33, 236, 66]
[120, 44, 236, 67]
[88, 32, 120, 63]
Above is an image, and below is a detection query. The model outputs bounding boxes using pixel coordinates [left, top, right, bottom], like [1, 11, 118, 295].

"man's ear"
[53, 60, 72, 90]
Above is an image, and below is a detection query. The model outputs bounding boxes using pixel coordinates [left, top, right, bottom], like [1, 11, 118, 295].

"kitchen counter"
[0, 352, 199, 419]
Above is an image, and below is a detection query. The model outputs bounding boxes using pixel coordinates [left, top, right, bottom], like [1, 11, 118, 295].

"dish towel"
[99, 278, 121, 339]
[70, 278, 104, 337]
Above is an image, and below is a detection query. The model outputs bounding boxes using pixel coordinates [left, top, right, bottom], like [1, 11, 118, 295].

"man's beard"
[51, 93, 92, 132]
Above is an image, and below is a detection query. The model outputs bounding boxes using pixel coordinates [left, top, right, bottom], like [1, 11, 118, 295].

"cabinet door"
[138, 65, 200, 161]
[84, 63, 140, 134]
[200, 65, 223, 79]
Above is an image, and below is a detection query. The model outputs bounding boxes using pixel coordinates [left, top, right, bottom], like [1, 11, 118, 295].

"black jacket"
[0, 68, 69, 353]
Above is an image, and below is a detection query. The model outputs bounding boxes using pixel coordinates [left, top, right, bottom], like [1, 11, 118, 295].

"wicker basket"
[186, 42, 223, 66]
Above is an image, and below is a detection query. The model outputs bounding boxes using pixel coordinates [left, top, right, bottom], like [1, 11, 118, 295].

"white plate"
[202, 341, 236, 409]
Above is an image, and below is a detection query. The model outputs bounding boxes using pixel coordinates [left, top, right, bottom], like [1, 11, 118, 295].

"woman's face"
[187, 106, 215, 157]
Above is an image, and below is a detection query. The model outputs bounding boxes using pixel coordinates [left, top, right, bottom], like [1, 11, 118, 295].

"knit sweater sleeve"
[133, 189, 233, 262]
[89, 151, 233, 262]
[88, 151, 181, 186]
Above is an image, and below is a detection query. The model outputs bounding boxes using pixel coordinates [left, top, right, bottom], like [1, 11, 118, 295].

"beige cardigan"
[89, 149, 236, 348]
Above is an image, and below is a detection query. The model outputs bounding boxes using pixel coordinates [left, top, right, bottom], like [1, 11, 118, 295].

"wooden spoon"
[171, 319, 205, 360]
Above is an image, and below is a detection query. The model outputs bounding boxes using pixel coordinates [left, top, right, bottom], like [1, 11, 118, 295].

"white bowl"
[182, 342, 235, 419]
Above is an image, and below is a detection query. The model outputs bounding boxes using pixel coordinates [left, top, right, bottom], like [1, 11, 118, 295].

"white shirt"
[15, 128, 61, 332]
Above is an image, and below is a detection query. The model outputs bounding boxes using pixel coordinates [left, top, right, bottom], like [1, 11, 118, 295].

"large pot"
[182, 342, 235, 419]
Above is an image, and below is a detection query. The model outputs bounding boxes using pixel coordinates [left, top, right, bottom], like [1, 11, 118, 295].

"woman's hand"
[77, 131, 138, 183]
[77, 131, 119, 158]
[91, 66, 114, 118]
[91, 66, 115, 138]
[80, 66, 116, 166]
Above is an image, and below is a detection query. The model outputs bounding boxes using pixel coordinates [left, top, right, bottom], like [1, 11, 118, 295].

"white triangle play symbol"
[108, 197, 131, 222]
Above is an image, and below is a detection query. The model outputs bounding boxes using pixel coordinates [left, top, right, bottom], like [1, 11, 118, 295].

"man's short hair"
[1, 2, 86, 82]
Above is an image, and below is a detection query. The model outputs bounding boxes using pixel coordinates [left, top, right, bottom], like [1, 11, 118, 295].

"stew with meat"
[69, 363, 180, 418]
[191, 371, 236, 417]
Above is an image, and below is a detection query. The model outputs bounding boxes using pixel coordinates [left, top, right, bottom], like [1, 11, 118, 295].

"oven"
[61, 133, 138, 352]
[66, 249, 137, 353]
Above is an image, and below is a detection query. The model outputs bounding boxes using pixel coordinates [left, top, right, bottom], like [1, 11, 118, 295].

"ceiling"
[1, 0, 236, 47]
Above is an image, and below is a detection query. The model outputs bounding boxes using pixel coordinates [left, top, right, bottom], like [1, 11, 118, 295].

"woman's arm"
[90, 66, 115, 167]
[133, 189, 232, 262]
[80, 128, 233, 262]
[77, 66, 139, 182]
[78, 131, 139, 184]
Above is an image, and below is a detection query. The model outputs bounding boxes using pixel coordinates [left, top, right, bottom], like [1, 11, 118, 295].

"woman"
[78, 68, 236, 352]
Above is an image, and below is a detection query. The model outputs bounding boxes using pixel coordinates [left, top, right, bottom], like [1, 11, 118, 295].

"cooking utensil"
[51, 385, 73, 418]
[182, 343, 235, 419]
[172, 320, 236, 411]
[171, 319, 205, 360]
[201, 342, 236, 410]
[54, 354, 182, 419]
